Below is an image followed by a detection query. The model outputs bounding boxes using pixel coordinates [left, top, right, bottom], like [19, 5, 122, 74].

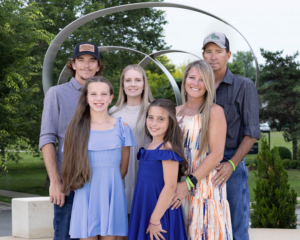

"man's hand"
[49, 180, 65, 207]
[212, 162, 234, 188]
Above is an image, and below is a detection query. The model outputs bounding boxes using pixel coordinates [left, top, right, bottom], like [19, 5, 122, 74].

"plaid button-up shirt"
[216, 68, 260, 149]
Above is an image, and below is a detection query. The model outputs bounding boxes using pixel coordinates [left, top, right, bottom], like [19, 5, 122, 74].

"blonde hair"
[110, 65, 154, 134]
[181, 60, 216, 156]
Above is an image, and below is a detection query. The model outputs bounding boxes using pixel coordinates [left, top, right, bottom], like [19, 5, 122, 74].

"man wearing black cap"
[39, 42, 104, 240]
[202, 32, 260, 240]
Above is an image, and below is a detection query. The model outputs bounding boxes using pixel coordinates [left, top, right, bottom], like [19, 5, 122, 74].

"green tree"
[250, 138, 297, 228]
[227, 61, 245, 76]
[259, 49, 300, 160]
[0, 0, 54, 174]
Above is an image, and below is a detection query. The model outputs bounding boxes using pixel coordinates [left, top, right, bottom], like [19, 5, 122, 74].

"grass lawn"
[0, 152, 49, 199]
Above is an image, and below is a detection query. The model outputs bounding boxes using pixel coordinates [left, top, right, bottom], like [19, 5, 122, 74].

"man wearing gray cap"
[202, 32, 260, 240]
[39, 42, 105, 240]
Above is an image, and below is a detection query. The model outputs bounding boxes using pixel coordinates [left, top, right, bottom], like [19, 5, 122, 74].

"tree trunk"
[292, 138, 297, 160]
[290, 120, 297, 160]
[1, 146, 6, 176]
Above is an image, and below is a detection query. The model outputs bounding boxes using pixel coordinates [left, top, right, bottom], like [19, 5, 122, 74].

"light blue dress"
[69, 117, 136, 238]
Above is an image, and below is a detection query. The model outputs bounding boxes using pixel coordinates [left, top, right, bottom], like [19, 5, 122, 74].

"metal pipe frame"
[43, 2, 259, 96]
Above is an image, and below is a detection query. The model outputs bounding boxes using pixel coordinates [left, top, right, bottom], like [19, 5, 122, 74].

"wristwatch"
[188, 174, 198, 186]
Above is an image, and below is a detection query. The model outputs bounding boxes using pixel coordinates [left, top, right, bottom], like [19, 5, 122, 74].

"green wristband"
[186, 176, 195, 188]
[185, 178, 191, 190]
[228, 160, 236, 171]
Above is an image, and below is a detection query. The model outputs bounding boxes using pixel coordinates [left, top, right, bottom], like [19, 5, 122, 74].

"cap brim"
[202, 40, 227, 50]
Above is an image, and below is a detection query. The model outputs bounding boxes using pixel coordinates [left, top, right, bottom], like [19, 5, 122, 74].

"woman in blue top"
[61, 76, 136, 240]
[128, 99, 188, 240]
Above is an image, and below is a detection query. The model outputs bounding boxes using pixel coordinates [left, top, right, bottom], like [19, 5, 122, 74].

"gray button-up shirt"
[39, 78, 82, 177]
[216, 68, 260, 149]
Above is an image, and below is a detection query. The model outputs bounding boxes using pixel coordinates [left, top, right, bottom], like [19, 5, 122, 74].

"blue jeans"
[53, 191, 79, 240]
[222, 148, 250, 240]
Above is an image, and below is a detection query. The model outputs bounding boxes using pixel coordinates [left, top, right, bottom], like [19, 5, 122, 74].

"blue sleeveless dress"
[128, 142, 187, 240]
[69, 117, 136, 238]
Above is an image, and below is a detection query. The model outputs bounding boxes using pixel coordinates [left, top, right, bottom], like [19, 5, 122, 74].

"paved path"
[0, 190, 39, 198]
[0, 192, 299, 238]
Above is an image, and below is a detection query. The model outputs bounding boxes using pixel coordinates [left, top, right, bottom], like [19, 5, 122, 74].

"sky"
[154, 0, 300, 66]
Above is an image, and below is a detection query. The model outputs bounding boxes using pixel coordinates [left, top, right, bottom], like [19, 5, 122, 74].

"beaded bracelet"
[149, 220, 161, 226]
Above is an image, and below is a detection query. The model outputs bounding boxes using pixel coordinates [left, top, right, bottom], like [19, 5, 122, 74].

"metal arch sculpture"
[57, 46, 189, 105]
[57, 47, 202, 105]
[43, 2, 259, 99]
[137, 49, 201, 68]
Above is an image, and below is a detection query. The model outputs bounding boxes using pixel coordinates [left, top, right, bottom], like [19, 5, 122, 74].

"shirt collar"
[70, 77, 83, 91]
[221, 68, 234, 85]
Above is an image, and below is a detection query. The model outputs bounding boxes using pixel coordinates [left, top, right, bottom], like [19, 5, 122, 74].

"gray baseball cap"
[202, 32, 230, 51]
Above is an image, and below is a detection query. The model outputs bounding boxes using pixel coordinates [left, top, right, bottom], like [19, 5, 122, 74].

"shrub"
[246, 158, 255, 166]
[271, 146, 292, 160]
[282, 159, 291, 170]
[250, 138, 297, 228]
[289, 161, 298, 169]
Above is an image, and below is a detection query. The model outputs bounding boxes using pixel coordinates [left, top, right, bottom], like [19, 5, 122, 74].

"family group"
[39, 31, 260, 240]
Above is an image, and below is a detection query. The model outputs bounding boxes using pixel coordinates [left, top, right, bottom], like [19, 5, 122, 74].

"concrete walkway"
[0, 190, 39, 198]
[0, 228, 300, 240]
[1, 191, 300, 239]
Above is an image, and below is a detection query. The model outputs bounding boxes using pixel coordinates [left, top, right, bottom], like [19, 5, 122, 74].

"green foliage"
[0, 0, 54, 174]
[282, 159, 291, 169]
[271, 146, 292, 160]
[245, 158, 257, 167]
[227, 51, 256, 81]
[259, 49, 300, 160]
[289, 161, 298, 169]
[227, 61, 245, 76]
[250, 138, 297, 228]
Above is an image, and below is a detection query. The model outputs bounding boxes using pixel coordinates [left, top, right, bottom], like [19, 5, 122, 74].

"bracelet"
[185, 178, 191, 190]
[186, 176, 194, 188]
[228, 160, 236, 171]
[149, 220, 161, 226]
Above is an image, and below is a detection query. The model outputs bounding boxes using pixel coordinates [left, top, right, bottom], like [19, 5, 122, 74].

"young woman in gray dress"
[109, 65, 154, 239]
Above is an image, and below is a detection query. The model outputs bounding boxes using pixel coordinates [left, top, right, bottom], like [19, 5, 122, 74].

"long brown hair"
[181, 60, 216, 157]
[144, 99, 188, 181]
[61, 76, 114, 195]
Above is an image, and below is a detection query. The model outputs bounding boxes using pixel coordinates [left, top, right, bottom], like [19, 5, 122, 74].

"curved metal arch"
[138, 49, 202, 68]
[58, 46, 182, 105]
[43, 2, 259, 94]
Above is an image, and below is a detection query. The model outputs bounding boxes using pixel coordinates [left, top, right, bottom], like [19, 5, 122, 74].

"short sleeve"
[122, 125, 136, 147]
[137, 148, 183, 163]
[240, 82, 261, 140]
[39, 87, 59, 150]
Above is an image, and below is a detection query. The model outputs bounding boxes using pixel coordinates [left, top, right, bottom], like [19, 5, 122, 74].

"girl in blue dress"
[128, 99, 188, 240]
[61, 76, 136, 240]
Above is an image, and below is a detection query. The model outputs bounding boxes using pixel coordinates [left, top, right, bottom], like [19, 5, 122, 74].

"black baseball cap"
[72, 41, 100, 60]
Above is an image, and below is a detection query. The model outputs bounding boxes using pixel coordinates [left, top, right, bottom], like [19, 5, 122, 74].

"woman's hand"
[170, 181, 188, 210]
[146, 221, 167, 240]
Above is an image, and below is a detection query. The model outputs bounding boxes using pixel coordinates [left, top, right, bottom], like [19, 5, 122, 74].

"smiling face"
[86, 82, 113, 113]
[72, 54, 100, 83]
[202, 43, 231, 73]
[185, 67, 207, 102]
[123, 69, 144, 100]
[146, 106, 169, 140]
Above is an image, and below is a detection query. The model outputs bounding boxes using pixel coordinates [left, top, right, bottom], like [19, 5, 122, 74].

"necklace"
[183, 103, 199, 116]
[125, 104, 141, 114]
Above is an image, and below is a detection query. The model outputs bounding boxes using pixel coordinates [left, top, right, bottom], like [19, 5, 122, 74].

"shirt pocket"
[217, 102, 235, 121]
